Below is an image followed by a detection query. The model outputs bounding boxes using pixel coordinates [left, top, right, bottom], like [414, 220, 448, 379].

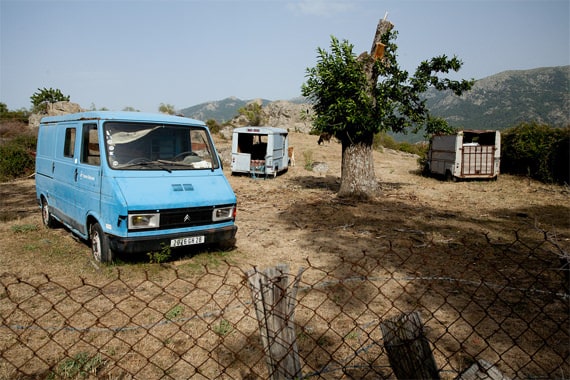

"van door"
[51, 124, 80, 230]
[74, 123, 102, 235]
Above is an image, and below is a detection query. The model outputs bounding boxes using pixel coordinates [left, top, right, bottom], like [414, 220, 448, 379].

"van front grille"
[128, 204, 234, 231]
[160, 206, 215, 230]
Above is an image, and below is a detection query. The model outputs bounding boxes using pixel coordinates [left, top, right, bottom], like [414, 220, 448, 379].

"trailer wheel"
[90, 222, 114, 263]
[445, 170, 458, 182]
[41, 197, 57, 228]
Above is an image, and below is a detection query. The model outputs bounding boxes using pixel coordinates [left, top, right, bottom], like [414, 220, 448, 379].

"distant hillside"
[179, 66, 569, 141]
[179, 97, 271, 122]
[425, 65, 569, 130]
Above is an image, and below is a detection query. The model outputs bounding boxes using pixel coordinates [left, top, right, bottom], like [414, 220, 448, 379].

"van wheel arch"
[40, 196, 57, 228]
[90, 222, 114, 263]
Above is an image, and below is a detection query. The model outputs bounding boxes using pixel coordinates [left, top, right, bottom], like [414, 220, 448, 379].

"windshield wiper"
[119, 161, 172, 173]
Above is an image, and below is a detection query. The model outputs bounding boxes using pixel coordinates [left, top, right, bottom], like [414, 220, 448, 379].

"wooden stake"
[246, 264, 304, 380]
[380, 311, 441, 380]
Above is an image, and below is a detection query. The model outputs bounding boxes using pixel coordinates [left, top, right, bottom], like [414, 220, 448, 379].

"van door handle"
[74, 168, 78, 182]
[52, 162, 55, 173]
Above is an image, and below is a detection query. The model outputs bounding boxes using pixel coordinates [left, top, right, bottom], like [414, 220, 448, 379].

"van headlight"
[212, 206, 234, 222]
[128, 213, 160, 229]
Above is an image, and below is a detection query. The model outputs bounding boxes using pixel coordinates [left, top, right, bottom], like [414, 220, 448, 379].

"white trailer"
[426, 130, 501, 181]
[231, 126, 289, 178]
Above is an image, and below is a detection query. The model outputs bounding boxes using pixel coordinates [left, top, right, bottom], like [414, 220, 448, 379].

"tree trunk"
[337, 18, 393, 200]
[338, 138, 379, 199]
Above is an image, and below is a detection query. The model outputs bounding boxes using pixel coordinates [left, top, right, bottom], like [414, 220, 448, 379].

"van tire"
[90, 222, 114, 263]
[41, 198, 57, 228]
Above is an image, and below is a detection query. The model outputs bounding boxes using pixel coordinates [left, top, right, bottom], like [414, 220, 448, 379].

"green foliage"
[213, 319, 233, 336]
[302, 36, 373, 144]
[303, 150, 314, 171]
[0, 134, 37, 180]
[206, 119, 221, 134]
[49, 352, 106, 379]
[165, 305, 184, 320]
[374, 132, 428, 156]
[302, 32, 473, 146]
[11, 224, 39, 234]
[238, 102, 263, 126]
[0, 102, 30, 123]
[30, 88, 70, 113]
[147, 244, 172, 263]
[501, 122, 569, 184]
[159, 103, 176, 115]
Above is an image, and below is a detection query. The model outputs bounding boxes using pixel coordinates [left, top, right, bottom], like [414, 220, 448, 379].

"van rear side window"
[81, 124, 100, 166]
[63, 128, 76, 157]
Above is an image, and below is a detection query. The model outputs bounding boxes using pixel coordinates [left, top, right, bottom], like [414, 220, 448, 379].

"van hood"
[113, 174, 236, 210]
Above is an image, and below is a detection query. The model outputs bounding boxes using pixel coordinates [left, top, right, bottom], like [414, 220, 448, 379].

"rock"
[263, 101, 313, 133]
[28, 101, 84, 128]
[226, 100, 314, 133]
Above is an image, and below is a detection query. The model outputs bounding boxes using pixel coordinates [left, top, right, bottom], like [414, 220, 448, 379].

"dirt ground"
[1, 130, 569, 274]
[0, 131, 569, 378]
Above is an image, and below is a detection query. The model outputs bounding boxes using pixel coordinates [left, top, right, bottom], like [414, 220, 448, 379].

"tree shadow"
[276, 178, 570, 378]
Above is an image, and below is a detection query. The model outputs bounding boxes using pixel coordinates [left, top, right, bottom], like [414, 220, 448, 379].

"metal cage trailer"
[426, 130, 501, 181]
[230, 126, 289, 178]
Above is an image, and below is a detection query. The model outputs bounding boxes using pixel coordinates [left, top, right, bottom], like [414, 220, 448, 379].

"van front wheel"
[90, 223, 114, 263]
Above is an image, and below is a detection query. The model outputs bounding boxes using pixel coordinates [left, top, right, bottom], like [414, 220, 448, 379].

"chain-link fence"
[1, 229, 568, 379]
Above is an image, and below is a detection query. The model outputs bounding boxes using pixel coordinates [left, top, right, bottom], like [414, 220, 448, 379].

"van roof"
[233, 126, 288, 134]
[39, 111, 205, 126]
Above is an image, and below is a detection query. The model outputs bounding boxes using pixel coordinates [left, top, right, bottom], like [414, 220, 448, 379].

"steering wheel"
[126, 157, 151, 165]
[173, 151, 198, 161]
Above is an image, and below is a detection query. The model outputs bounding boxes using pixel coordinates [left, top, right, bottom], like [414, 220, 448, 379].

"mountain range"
[179, 66, 569, 140]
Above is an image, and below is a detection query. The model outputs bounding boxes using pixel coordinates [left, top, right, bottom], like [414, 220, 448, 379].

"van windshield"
[104, 122, 219, 170]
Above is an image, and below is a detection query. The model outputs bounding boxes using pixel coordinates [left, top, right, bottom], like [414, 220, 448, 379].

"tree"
[159, 103, 176, 115]
[238, 102, 263, 126]
[30, 87, 70, 113]
[302, 19, 473, 199]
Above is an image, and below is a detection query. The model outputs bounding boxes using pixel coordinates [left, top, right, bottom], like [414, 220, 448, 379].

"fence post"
[380, 311, 441, 380]
[246, 264, 304, 380]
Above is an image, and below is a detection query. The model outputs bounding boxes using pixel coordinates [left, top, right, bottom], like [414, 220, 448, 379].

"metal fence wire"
[1, 230, 568, 379]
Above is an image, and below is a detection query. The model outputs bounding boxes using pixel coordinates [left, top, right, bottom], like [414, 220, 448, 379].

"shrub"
[501, 122, 569, 184]
[374, 132, 428, 157]
[206, 119, 221, 134]
[0, 133, 37, 181]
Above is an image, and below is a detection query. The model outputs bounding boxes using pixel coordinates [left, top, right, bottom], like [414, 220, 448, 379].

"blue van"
[35, 112, 237, 263]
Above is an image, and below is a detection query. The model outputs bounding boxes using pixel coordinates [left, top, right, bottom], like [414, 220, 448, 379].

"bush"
[501, 122, 569, 184]
[206, 119, 221, 135]
[0, 133, 37, 181]
[374, 132, 428, 157]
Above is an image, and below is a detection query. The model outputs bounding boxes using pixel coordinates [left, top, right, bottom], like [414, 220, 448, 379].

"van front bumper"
[108, 225, 237, 254]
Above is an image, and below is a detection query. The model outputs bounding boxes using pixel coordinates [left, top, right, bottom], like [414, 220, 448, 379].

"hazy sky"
[1, 0, 569, 113]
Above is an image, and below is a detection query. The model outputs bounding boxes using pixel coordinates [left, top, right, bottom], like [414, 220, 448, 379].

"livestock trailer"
[231, 126, 289, 177]
[426, 130, 501, 181]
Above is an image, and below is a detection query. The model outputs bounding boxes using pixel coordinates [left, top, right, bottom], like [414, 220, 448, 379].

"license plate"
[170, 236, 205, 247]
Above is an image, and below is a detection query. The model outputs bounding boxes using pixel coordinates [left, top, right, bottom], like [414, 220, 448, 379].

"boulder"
[28, 101, 84, 128]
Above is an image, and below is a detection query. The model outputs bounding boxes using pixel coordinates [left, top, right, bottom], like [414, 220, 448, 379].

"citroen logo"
[184, 214, 191, 223]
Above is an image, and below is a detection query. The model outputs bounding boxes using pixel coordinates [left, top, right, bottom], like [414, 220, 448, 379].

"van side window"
[81, 124, 100, 166]
[63, 128, 76, 158]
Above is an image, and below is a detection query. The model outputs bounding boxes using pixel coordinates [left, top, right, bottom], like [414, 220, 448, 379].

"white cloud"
[289, 0, 355, 16]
